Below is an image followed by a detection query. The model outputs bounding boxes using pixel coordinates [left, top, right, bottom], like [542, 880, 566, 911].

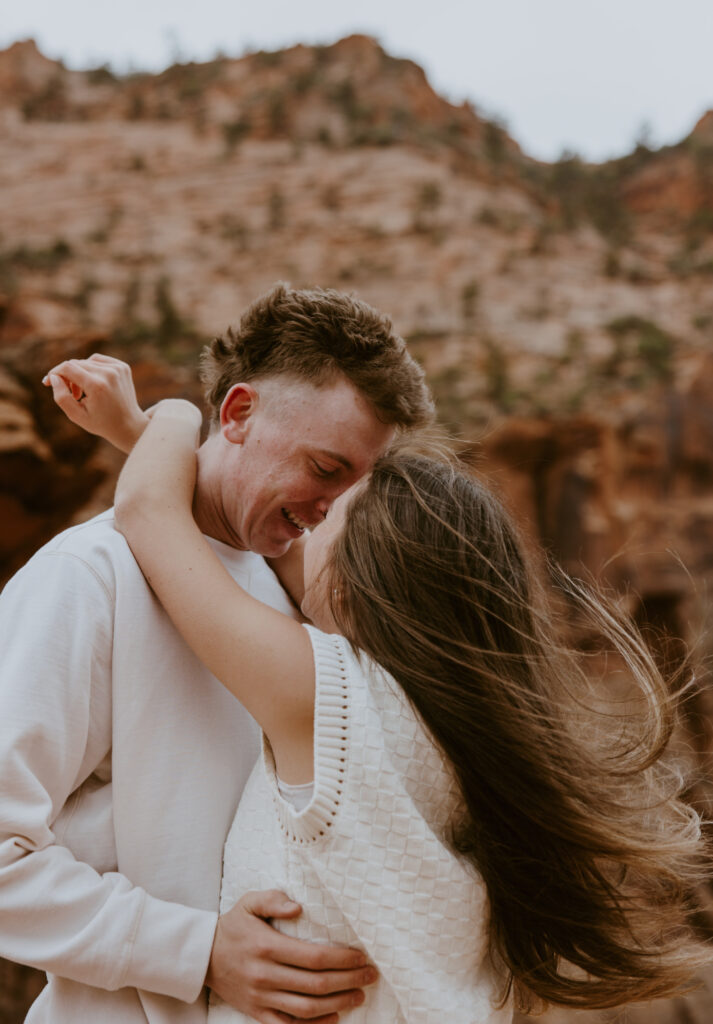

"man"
[0, 284, 433, 1022]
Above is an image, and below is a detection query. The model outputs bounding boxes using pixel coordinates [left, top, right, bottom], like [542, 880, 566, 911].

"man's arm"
[0, 549, 375, 1018]
[0, 548, 220, 1000]
[2, 380, 376, 1019]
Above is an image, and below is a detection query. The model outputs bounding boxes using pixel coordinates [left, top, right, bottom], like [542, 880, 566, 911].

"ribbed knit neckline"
[261, 625, 350, 845]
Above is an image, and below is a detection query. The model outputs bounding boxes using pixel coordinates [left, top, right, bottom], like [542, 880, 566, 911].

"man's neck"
[192, 442, 247, 550]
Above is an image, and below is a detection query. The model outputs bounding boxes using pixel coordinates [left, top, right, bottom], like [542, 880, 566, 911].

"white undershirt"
[276, 777, 314, 812]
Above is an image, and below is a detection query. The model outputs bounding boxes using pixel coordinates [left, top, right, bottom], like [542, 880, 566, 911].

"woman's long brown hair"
[323, 453, 710, 1012]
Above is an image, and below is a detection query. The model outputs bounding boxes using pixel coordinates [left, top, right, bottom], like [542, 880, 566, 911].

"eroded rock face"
[0, 39, 60, 102]
[479, 364, 713, 642]
[0, 341, 100, 580]
[621, 150, 711, 220]
[620, 110, 713, 225]
[0, 34, 508, 160]
[0, 337, 201, 583]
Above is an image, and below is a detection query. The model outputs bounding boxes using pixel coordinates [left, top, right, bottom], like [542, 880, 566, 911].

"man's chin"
[253, 537, 294, 559]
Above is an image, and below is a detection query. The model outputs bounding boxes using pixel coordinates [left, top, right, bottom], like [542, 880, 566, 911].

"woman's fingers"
[45, 372, 88, 426]
[43, 359, 98, 399]
[86, 353, 124, 364]
[45, 373, 70, 399]
[43, 355, 130, 395]
[43, 355, 149, 453]
[43, 361, 103, 424]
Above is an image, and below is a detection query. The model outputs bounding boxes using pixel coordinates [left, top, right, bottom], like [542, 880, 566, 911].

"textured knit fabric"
[210, 626, 512, 1024]
[0, 510, 297, 1024]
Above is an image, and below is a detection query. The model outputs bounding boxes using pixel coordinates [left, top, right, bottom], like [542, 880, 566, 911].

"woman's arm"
[115, 402, 315, 782]
[45, 356, 316, 777]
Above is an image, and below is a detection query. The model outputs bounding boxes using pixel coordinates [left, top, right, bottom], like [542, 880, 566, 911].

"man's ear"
[220, 383, 258, 444]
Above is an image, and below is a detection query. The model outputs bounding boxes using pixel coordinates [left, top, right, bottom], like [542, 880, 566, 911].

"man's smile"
[281, 507, 310, 532]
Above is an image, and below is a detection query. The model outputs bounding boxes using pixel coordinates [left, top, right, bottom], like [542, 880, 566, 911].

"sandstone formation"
[1, 35, 713, 1023]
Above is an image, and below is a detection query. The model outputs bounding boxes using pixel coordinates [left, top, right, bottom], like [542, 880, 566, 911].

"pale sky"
[2, 0, 712, 162]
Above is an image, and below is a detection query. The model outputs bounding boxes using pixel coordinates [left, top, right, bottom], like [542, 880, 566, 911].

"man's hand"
[206, 890, 377, 1024]
[43, 353, 150, 454]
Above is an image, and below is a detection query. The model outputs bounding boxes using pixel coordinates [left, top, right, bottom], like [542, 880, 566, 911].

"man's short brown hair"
[200, 283, 433, 429]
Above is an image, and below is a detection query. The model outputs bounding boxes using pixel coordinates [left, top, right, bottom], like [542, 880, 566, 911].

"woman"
[48, 357, 710, 1022]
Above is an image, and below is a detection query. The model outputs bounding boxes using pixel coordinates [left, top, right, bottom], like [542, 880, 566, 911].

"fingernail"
[352, 991, 365, 1006]
[282, 900, 299, 910]
[41, 375, 48, 385]
[364, 967, 378, 984]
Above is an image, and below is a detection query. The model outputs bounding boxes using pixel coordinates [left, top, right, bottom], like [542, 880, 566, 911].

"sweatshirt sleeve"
[0, 549, 217, 1001]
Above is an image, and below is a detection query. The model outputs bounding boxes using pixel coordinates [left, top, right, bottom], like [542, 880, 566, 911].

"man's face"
[213, 375, 394, 557]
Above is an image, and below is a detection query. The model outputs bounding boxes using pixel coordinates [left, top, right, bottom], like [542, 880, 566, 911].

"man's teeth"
[282, 508, 308, 531]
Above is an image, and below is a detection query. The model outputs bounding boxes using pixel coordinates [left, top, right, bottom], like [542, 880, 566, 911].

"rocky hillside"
[2, 35, 713, 1022]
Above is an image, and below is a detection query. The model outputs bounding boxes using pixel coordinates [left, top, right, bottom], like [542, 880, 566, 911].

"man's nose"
[314, 496, 330, 520]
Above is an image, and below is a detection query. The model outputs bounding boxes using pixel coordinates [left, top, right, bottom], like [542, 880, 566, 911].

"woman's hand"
[43, 353, 150, 454]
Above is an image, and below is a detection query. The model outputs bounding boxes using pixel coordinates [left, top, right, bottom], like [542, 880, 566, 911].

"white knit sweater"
[209, 626, 512, 1024]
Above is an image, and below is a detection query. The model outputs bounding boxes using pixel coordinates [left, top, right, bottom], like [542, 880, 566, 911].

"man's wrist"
[126, 896, 218, 1002]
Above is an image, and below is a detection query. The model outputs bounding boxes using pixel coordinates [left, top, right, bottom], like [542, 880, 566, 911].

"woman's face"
[301, 482, 362, 631]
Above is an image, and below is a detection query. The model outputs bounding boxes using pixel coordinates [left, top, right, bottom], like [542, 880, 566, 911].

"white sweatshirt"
[0, 511, 296, 1023]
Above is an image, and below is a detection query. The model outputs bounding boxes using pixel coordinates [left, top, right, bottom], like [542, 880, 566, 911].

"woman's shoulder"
[303, 624, 463, 835]
[302, 623, 431, 738]
[301, 623, 353, 669]
[301, 624, 400, 712]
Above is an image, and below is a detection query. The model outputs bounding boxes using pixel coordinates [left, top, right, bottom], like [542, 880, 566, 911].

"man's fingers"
[262, 1013, 337, 1024]
[262, 1011, 340, 1019]
[241, 889, 302, 921]
[265, 986, 365, 1020]
[263, 925, 368, 972]
[255, 962, 378, 998]
[210, 892, 374, 1021]
[295, 1016, 339, 1024]
[237, 897, 367, 971]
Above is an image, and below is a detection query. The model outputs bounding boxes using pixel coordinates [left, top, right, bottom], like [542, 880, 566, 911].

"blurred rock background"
[1, 34, 713, 1022]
